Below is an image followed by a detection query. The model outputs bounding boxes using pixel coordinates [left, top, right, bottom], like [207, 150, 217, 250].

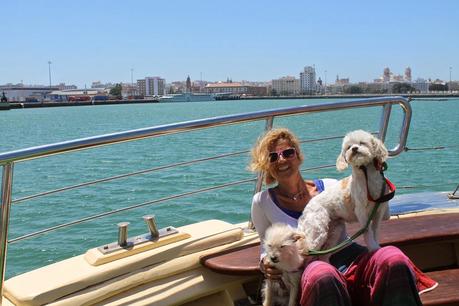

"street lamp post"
[48, 61, 52, 88]
[449, 67, 452, 93]
[324, 70, 327, 95]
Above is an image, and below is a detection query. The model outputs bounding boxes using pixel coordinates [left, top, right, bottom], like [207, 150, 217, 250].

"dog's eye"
[346, 145, 351, 150]
[360, 141, 366, 146]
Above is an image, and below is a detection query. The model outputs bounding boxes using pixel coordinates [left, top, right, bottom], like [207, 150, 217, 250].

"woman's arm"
[251, 192, 272, 259]
[251, 192, 283, 280]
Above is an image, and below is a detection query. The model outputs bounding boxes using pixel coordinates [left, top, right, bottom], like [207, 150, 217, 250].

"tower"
[186, 76, 192, 93]
[383, 68, 390, 83]
[405, 67, 412, 82]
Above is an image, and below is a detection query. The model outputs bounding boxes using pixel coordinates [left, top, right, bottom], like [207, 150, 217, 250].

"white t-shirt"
[251, 178, 338, 259]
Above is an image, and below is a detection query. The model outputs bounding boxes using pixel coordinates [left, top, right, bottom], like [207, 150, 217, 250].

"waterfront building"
[192, 80, 207, 93]
[47, 89, 106, 102]
[392, 75, 404, 82]
[300, 66, 316, 95]
[335, 76, 350, 86]
[57, 83, 78, 90]
[205, 82, 267, 96]
[137, 77, 166, 96]
[91, 81, 116, 89]
[271, 76, 300, 95]
[450, 81, 459, 92]
[383, 68, 391, 83]
[359, 82, 390, 94]
[0, 85, 59, 102]
[121, 83, 139, 98]
[405, 67, 412, 82]
[168, 81, 186, 94]
[379, 67, 406, 84]
[412, 78, 430, 93]
[326, 83, 344, 94]
[240, 80, 271, 87]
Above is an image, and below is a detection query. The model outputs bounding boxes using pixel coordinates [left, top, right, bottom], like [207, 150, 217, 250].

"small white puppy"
[262, 223, 304, 306]
[298, 130, 391, 257]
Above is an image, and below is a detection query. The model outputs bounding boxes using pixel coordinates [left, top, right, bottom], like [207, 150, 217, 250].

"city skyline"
[1, 1, 458, 88]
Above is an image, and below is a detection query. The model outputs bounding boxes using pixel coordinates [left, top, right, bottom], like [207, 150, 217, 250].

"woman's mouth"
[278, 165, 290, 172]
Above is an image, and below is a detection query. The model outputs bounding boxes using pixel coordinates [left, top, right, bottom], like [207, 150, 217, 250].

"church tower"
[186, 76, 192, 93]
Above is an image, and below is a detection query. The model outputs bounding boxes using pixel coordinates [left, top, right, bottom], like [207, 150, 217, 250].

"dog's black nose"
[352, 146, 358, 153]
[270, 256, 278, 263]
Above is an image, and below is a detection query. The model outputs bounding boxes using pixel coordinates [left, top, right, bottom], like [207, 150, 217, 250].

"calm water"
[1, 98, 458, 278]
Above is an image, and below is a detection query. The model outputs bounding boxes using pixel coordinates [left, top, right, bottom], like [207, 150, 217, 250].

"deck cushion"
[4, 220, 244, 306]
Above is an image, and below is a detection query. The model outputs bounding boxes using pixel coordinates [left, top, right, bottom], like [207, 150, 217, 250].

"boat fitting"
[143, 215, 159, 239]
[117, 222, 129, 247]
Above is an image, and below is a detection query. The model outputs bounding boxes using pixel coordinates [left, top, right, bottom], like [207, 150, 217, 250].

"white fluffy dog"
[262, 223, 304, 306]
[298, 130, 391, 258]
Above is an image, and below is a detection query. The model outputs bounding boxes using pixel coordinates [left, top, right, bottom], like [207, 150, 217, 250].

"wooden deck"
[201, 212, 459, 306]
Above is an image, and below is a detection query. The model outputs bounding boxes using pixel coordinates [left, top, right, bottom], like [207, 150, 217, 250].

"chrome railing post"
[248, 117, 274, 230]
[384, 97, 411, 156]
[378, 103, 392, 142]
[396, 98, 412, 154]
[0, 163, 14, 305]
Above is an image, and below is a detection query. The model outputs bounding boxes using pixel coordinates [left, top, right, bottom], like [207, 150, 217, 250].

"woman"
[249, 128, 436, 306]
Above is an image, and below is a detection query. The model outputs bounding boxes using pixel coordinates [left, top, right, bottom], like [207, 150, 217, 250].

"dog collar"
[360, 164, 396, 203]
[373, 159, 388, 172]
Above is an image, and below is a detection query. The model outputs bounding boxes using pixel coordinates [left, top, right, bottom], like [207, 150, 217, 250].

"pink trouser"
[300, 246, 425, 306]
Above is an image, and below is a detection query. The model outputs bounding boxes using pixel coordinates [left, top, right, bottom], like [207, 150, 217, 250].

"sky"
[1, 0, 458, 88]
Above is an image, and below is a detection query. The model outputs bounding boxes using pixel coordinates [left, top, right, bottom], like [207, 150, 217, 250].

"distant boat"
[159, 92, 215, 103]
[0, 92, 10, 110]
[0, 102, 10, 111]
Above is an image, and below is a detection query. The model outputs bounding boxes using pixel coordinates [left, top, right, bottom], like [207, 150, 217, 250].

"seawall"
[9, 99, 159, 109]
[7, 93, 459, 109]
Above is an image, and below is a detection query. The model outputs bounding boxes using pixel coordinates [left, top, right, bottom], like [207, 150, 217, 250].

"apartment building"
[272, 76, 300, 95]
[300, 66, 316, 94]
[205, 82, 267, 96]
[137, 77, 166, 96]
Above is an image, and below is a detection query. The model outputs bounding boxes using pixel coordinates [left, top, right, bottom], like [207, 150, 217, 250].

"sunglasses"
[269, 148, 296, 163]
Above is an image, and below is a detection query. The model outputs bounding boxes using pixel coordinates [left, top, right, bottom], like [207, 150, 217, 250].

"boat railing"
[0, 96, 412, 300]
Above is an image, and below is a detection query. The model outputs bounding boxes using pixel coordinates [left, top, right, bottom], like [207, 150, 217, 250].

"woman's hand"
[260, 257, 283, 280]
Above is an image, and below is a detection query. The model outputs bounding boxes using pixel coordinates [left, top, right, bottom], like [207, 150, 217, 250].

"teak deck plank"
[421, 268, 459, 306]
[200, 212, 459, 275]
[349, 212, 459, 247]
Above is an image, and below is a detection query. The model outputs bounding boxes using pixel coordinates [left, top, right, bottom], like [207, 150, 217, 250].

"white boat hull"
[159, 93, 215, 103]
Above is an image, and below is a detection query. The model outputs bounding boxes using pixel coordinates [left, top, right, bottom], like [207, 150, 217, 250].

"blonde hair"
[249, 128, 304, 185]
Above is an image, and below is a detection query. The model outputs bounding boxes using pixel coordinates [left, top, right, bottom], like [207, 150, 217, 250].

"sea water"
[1, 98, 458, 277]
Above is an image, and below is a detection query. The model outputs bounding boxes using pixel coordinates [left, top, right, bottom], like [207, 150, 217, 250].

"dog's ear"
[336, 150, 348, 171]
[372, 136, 388, 163]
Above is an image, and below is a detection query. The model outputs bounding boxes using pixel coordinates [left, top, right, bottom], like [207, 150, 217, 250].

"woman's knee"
[372, 246, 411, 269]
[300, 261, 350, 306]
[302, 261, 345, 288]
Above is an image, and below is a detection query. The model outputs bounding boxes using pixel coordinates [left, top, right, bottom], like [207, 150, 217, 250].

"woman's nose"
[278, 154, 287, 161]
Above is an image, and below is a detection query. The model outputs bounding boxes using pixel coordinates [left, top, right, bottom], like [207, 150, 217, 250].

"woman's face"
[267, 139, 301, 182]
